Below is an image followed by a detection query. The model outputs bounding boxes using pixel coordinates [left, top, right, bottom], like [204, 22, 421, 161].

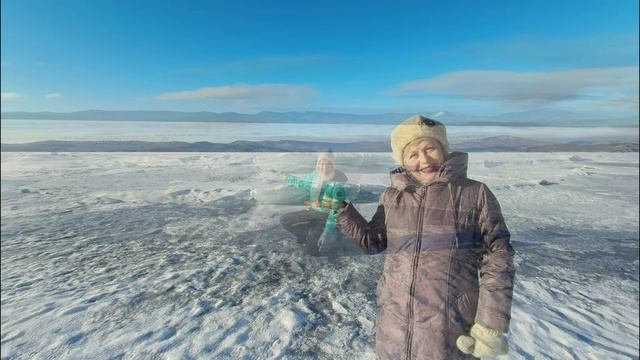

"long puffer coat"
[336, 152, 515, 360]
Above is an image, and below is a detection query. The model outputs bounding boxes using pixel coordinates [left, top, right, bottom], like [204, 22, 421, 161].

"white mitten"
[456, 323, 508, 358]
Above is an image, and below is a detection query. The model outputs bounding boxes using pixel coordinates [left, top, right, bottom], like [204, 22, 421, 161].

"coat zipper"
[404, 184, 428, 360]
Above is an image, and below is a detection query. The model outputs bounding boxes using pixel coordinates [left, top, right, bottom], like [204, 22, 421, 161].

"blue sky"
[1, 0, 638, 117]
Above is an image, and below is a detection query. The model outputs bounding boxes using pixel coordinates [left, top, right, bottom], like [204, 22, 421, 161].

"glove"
[456, 323, 508, 358]
[320, 196, 346, 213]
[320, 182, 347, 212]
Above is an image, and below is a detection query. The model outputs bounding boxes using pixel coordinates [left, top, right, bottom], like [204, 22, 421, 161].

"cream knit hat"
[390, 115, 449, 164]
[316, 151, 334, 165]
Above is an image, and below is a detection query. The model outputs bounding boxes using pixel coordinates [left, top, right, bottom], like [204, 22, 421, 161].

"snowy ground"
[1, 152, 638, 360]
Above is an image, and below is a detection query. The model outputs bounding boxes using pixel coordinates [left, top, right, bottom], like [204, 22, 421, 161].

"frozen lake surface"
[1, 152, 638, 359]
[2, 119, 638, 144]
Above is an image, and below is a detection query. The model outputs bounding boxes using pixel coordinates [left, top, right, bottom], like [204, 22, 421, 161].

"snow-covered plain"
[2, 119, 638, 144]
[1, 152, 638, 359]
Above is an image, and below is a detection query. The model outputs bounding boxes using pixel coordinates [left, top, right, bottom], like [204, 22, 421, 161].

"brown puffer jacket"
[337, 152, 515, 360]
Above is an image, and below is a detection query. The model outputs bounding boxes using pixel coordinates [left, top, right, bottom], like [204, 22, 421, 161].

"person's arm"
[475, 184, 515, 333]
[282, 172, 314, 189]
[335, 192, 388, 255]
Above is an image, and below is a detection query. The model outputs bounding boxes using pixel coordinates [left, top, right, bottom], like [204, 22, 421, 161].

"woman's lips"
[420, 165, 438, 173]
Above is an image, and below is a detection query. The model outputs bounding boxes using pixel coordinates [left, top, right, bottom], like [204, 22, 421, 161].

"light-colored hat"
[316, 151, 334, 165]
[390, 115, 449, 164]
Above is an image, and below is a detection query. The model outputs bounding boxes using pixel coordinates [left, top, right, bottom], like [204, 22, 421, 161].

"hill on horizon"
[2, 109, 638, 127]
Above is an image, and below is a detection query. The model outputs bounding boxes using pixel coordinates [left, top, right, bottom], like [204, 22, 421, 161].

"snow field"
[1, 152, 638, 359]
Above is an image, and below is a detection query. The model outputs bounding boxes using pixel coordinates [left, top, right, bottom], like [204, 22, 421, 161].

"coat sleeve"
[285, 173, 314, 189]
[475, 183, 515, 333]
[335, 191, 388, 255]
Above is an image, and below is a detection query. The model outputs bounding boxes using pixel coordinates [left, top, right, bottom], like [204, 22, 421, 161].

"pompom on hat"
[390, 115, 449, 164]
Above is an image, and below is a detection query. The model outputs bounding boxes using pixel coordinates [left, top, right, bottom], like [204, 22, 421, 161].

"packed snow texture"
[1, 152, 638, 359]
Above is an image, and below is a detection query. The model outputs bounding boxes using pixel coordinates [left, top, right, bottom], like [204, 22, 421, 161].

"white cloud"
[45, 93, 63, 99]
[1, 92, 23, 99]
[388, 67, 639, 107]
[595, 96, 639, 109]
[155, 83, 318, 101]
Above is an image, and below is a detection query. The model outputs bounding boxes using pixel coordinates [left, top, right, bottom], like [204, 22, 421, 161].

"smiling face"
[316, 159, 335, 179]
[402, 137, 446, 184]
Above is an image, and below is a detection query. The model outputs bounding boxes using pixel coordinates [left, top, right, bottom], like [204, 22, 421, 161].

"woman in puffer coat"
[323, 116, 515, 359]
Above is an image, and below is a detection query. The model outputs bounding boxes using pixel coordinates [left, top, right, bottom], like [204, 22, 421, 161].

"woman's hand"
[279, 171, 289, 180]
[456, 323, 508, 358]
[320, 196, 346, 212]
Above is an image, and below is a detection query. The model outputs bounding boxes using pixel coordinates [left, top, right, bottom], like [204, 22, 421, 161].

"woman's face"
[402, 137, 446, 184]
[316, 159, 335, 177]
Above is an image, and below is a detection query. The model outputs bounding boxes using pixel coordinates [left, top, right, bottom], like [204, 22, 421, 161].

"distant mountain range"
[2, 109, 638, 127]
[2, 136, 637, 152]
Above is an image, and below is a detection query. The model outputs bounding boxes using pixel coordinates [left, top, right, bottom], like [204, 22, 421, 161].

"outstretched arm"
[335, 195, 387, 255]
[282, 172, 315, 189]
